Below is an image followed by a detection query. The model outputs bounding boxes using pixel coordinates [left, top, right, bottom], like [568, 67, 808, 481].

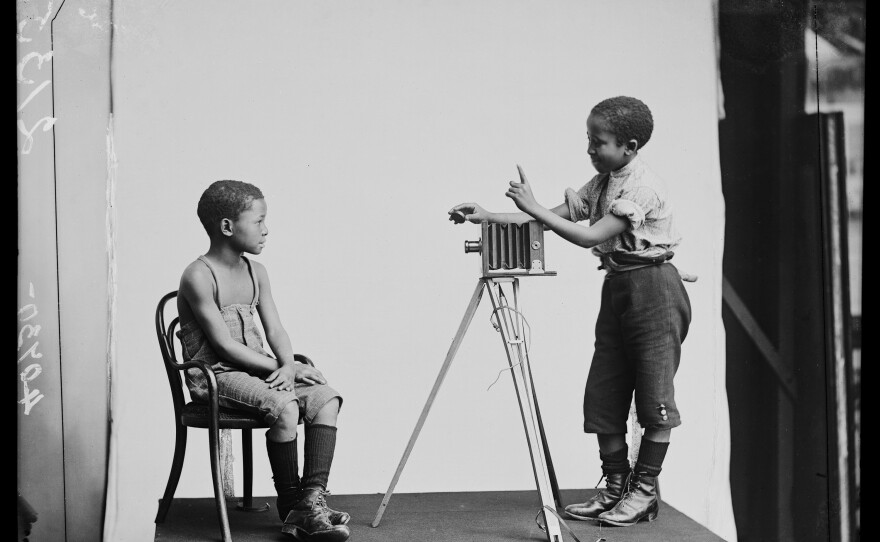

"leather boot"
[316, 489, 351, 525]
[597, 471, 660, 526]
[564, 472, 629, 521]
[281, 487, 351, 541]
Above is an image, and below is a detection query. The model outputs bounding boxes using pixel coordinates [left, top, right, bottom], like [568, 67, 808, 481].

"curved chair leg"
[155, 422, 187, 523]
[237, 429, 270, 512]
[208, 422, 233, 542]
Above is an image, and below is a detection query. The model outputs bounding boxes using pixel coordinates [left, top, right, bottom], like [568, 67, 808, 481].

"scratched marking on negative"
[18, 283, 45, 415]
[16, 1, 57, 155]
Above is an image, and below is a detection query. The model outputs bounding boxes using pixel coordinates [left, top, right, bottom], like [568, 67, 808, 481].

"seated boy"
[176, 180, 349, 541]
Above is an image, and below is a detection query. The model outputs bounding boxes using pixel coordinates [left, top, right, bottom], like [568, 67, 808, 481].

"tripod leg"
[487, 279, 562, 542]
[510, 282, 562, 508]
[530, 366, 562, 508]
[371, 279, 486, 528]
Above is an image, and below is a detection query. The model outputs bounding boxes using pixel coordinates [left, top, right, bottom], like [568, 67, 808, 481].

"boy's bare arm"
[178, 265, 281, 376]
[506, 169, 627, 248]
[449, 202, 571, 225]
[252, 262, 327, 386]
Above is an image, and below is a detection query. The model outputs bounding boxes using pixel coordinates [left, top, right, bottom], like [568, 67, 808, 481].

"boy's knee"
[311, 397, 341, 425]
[277, 400, 301, 425]
[318, 398, 341, 419]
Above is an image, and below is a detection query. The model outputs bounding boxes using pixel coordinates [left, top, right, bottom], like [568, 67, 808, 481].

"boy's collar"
[610, 155, 641, 179]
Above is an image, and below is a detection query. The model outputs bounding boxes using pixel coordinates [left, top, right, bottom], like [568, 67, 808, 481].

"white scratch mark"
[18, 324, 41, 350]
[18, 303, 38, 322]
[19, 364, 45, 415]
[77, 7, 105, 30]
[37, 1, 53, 30]
[17, 20, 32, 42]
[17, 79, 51, 112]
[18, 342, 43, 363]
[17, 116, 57, 155]
[78, 7, 97, 21]
[102, 112, 121, 540]
[17, 51, 53, 84]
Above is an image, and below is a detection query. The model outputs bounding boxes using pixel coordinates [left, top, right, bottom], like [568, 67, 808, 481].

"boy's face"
[229, 198, 268, 254]
[586, 113, 631, 174]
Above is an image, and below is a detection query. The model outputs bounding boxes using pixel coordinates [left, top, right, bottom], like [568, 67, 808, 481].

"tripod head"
[463, 221, 556, 278]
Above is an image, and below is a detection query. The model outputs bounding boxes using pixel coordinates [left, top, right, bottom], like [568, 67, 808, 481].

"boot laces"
[315, 489, 332, 511]
[620, 471, 643, 501]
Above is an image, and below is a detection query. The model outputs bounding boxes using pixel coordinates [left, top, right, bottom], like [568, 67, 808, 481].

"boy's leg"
[301, 398, 339, 489]
[564, 434, 631, 520]
[597, 430, 669, 526]
[266, 402, 302, 521]
[300, 398, 350, 525]
[282, 397, 350, 541]
[598, 265, 689, 527]
[567, 279, 636, 521]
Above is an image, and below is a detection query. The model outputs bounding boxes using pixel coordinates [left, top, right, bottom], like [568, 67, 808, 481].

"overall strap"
[196, 255, 222, 307]
[241, 256, 260, 305]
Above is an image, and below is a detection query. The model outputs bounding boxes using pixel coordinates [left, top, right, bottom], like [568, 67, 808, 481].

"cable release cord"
[486, 305, 532, 391]
[536, 505, 608, 542]
[488, 289, 606, 541]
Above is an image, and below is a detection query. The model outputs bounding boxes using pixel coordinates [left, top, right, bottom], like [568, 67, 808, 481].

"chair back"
[156, 290, 189, 417]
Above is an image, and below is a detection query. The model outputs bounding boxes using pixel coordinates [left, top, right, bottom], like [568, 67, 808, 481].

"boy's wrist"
[276, 357, 298, 368]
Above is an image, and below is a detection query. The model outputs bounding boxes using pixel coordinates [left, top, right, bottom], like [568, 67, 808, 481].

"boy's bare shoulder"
[248, 258, 269, 279]
[179, 259, 213, 290]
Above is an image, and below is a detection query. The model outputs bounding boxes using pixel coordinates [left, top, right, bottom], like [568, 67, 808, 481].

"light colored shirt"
[564, 155, 681, 262]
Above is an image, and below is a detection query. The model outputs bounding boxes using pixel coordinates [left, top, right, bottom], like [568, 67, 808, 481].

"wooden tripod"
[370, 276, 564, 542]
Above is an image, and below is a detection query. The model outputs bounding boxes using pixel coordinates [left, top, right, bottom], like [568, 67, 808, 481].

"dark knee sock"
[599, 445, 631, 475]
[266, 437, 299, 519]
[301, 424, 337, 490]
[635, 439, 669, 477]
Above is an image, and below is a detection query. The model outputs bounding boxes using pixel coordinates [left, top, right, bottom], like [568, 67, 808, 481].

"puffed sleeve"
[609, 186, 660, 230]
[564, 183, 592, 223]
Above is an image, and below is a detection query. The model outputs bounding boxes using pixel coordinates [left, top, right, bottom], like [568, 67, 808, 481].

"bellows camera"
[464, 221, 556, 278]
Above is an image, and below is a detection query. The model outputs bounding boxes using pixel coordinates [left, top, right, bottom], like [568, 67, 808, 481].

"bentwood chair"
[154, 290, 313, 542]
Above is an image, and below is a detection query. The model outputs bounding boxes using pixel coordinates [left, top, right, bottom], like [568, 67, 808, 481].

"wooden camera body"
[464, 221, 556, 278]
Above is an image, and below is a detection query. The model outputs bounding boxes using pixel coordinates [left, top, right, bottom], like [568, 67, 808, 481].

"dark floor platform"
[155, 489, 727, 542]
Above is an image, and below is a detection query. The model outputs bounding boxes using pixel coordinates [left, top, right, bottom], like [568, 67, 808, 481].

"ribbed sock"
[302, 424, 337, 489]
[266, 437, 300, 520]
[599, 445, 631, 475]
[635, 439, 669, 477]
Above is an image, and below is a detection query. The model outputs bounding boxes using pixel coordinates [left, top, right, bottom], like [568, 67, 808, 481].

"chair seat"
[180, 401, 272, 429]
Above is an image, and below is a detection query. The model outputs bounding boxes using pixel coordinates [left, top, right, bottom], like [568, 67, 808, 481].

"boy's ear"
[220, 218, 234, 237]
[624, 139, 640, 155]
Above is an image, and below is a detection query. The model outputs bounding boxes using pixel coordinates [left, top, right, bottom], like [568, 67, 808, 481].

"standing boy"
[450, 96, 692, 527]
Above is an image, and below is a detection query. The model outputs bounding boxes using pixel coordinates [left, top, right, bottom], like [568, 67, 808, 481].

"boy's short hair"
[197, 180, 264, 235]
[591, 96, 654, 150]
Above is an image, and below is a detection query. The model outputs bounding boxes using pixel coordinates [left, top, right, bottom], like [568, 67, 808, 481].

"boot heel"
[645, 502, 659, 522]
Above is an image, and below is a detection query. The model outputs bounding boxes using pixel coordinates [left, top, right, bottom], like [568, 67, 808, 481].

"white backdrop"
[107, 1, 735, 540]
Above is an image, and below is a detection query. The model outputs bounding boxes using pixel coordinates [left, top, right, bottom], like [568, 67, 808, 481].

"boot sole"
[564, 510, 604, 522]
[598, 511, 659, 527]
[281, 525, 350, 542]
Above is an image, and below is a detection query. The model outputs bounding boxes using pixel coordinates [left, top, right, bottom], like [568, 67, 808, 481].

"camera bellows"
[464, 221, 554, 277]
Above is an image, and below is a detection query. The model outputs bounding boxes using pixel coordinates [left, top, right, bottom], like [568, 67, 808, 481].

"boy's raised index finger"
[516, 164, 529, 184]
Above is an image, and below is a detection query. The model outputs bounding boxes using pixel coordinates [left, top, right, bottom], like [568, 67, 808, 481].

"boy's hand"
[265, 365, 297, 391]
[506, 165, 539, 214]
[293, 363, 327, 386]
[449, 203, 489, 224]
[266, 363, 327, 390]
